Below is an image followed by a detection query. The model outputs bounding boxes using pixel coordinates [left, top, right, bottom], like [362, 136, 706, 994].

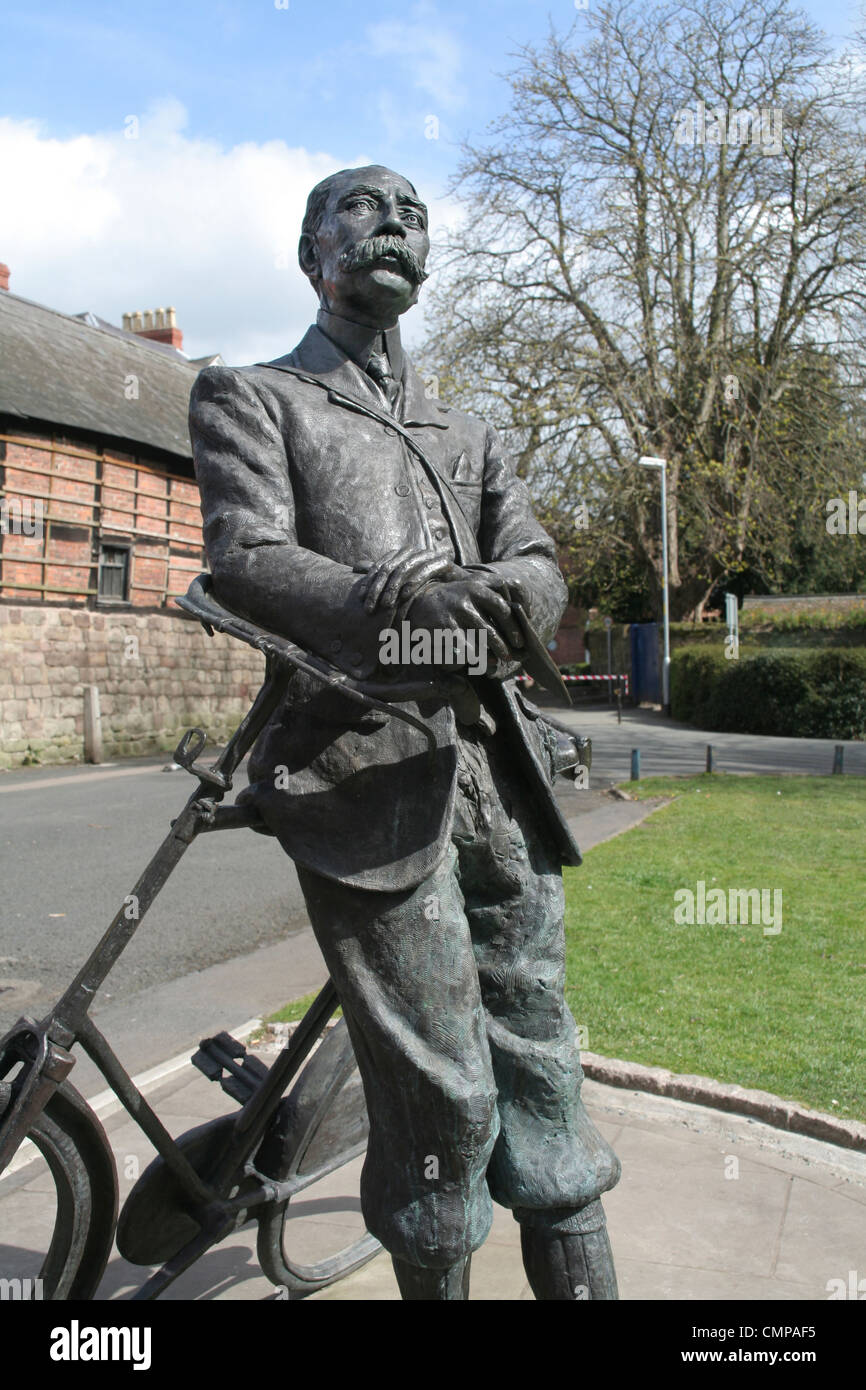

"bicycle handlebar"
[174, 574, 471, 759]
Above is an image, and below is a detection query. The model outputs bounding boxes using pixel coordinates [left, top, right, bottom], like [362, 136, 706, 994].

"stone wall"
[742, 593, 866, 614]
[0, 604, 265, 768]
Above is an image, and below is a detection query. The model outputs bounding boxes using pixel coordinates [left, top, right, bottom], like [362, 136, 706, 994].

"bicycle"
[0, 573, 590, 1301]
[0, 574, 464, 1302]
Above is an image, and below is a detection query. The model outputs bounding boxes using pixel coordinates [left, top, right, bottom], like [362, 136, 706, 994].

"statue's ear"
[298, 233, 320, 282]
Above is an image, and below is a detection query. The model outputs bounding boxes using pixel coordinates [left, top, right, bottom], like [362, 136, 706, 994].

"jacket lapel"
[266, 327, 453, 430]
[260, 328, 480, 564]
[267, 326, 384, 409]
[400, 359, 452, 430]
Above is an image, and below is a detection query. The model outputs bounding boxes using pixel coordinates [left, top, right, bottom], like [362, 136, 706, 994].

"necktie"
[366, 351, 401, 413]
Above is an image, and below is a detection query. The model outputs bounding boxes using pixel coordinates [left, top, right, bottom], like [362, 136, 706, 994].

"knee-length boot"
[391, 1254, 472, 1300]
[519, 1201, 618, 1301]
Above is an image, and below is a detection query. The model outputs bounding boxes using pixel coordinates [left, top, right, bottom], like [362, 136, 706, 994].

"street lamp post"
[639, 455, 671, 716]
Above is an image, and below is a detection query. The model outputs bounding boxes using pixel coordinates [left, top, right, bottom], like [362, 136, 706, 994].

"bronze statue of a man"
[189, 165, 621, 1299]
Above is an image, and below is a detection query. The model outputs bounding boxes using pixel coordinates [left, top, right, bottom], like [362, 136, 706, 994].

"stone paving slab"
[3, 1060, 863, 1302]
[2, 775, 861, 1303]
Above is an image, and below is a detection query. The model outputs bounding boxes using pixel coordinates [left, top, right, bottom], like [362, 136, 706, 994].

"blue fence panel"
[630, 622, 661, 703]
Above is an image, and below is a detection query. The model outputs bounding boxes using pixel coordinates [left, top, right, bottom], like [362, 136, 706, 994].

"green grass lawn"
[564, 775, 865, 1121]
[262, 995, 342, 1026]
[262, 775, 863, 1122]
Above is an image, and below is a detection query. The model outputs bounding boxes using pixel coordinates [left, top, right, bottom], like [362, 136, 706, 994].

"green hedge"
[667, 619, 866, 649]
[670, 648, 866, 739]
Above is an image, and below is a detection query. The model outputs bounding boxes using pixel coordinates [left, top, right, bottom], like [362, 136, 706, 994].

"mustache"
[338, 235, 429, 285]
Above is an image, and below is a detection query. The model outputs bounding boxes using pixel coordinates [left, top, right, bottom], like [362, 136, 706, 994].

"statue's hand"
[355, 550, 522, 618]
[407, 580, 524, 664]
[356, 548, 461, 614]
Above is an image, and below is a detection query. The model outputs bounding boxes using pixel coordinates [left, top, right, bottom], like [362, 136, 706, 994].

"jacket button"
[433, 528, 447, 541]
[330, 639, 342, 653]
[395, 482, 411, 496]
[424, 497, 436, 509]
[384, 426, 397, 437]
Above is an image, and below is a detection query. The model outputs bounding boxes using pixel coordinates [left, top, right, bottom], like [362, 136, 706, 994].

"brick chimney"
[0, 264, 10, 292]
[122, 306, 183, 350]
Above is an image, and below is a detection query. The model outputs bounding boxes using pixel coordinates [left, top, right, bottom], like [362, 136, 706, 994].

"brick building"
[0, 265, 591, 766]
[0, 269, 264, 767]
[547, 603, 587, 667]
[0, 280, 217, 608]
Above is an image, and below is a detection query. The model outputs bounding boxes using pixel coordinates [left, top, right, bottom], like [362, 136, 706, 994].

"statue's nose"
[377, 204, 407, 236]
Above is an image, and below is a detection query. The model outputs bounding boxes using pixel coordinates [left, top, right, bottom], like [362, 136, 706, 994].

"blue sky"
[6, 1, 602, 175]
[1, 0, 862, 362]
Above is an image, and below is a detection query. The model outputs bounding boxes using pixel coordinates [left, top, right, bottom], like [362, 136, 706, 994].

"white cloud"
[366, 12, 465, 112]
[0, 106, 463, 365]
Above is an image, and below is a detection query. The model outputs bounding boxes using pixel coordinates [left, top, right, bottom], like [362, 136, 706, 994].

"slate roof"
[0, 291, 222, 461]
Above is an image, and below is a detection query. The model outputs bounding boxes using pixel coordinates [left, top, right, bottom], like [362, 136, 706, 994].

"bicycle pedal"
[191, 1032, 268, 1106]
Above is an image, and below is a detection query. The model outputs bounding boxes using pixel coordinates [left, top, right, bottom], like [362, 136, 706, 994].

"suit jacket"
[188, 324, 581, 890]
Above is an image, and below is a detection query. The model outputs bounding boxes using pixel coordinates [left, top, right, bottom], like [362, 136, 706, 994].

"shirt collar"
[316, 307, 404, 382]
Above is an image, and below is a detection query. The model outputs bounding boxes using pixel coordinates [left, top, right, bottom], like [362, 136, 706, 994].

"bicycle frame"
[0, 569, 458, 1295]
[0, 574, 582, 1298]
[0, 648, 349, 1296]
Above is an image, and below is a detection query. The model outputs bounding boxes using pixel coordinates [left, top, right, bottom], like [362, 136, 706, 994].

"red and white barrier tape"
[517, 673, 630, 696]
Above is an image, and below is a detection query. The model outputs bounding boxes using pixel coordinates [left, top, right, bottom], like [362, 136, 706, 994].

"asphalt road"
[0, 754, 310, 1035]
[1, 706, 862, 1038]
[0, 746, 589, 1038]
[551, 702, 866, 780]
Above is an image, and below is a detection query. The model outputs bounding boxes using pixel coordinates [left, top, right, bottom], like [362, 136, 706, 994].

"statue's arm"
[474, 422, 569, 645]
[188, 365, 386, 678]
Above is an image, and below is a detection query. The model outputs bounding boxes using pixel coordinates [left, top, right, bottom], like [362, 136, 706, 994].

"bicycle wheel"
[0, 1081, 118, 1300]
[256, 1017, 381, 1297]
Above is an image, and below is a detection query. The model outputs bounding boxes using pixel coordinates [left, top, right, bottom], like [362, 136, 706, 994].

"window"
[98, 543, 130, 602]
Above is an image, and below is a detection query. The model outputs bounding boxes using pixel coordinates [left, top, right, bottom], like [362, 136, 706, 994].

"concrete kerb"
[213, 1028, 866, 1160]
[250, 1020, 866, 1159]
[7, 1025, 860, 1198]
[582, 1051, 866, 1154]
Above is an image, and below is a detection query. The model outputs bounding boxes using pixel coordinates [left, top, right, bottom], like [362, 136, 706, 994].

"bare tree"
[423, 0, 866, 618]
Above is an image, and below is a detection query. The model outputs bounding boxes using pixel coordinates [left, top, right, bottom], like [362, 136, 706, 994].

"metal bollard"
[833, 745, 844, 775]
[706, 744, 715, 774]
[630, 748, 640, 781]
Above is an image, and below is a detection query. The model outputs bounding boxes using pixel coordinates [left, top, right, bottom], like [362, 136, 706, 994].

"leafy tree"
[422, 0, 866, 618]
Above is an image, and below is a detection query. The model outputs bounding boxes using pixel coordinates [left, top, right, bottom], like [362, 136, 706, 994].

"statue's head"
[298, 165, 430, 326]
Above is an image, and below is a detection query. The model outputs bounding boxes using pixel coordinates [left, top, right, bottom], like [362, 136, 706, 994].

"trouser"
[295, 724, 621, 1268]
